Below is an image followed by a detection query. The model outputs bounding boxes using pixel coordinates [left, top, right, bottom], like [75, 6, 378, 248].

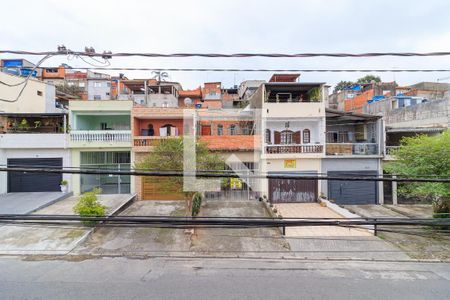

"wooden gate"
[141, 176, 186, 200]
[269, 178, 317, 203]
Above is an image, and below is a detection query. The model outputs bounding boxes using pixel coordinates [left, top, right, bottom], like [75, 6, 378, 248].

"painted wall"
[0, 72, 59, 114]
[134, 119, 184, 136]
[75, 115, 130, 130]
[0, 148, 71, 194]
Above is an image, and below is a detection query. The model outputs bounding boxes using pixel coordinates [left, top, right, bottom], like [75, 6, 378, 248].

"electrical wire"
[4, 66, 450, 73]
[3, 50, 450, 58]
[0, 54, 53, 103]
[1, 166, 449, 183]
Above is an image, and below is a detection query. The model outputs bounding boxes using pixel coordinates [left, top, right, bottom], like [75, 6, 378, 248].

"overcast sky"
[1, 0, 450, 89]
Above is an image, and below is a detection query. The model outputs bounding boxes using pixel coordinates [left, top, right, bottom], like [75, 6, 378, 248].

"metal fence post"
[374, 218, 378, 236]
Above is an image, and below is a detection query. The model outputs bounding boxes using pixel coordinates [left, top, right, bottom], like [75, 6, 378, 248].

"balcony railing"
[265, 144, 323, 154]
[326, 143, 379, 156]
[385, 146, 400, 156]
[70, 130, 131, 142]
[133, 136, 180, 147]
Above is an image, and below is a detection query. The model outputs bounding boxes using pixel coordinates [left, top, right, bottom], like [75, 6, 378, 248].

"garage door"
[7, 158, 63, 192]
[328, 171, 377, 205]
[269, 173, 318, 203]
[141, 176, 186, 200]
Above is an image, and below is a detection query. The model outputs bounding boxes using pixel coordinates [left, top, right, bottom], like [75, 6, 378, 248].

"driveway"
[275, 203, 409, 260]
[73, 201, 192, 256]
[275, 203, 371, 237]
[343, 204, 450, 260]
[0, 194, 136, 255]
[190, 201, 290, 257]
[0, 192, 70, 215]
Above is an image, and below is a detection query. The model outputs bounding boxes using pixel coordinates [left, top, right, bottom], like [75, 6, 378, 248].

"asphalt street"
[0, 256, 449, 300]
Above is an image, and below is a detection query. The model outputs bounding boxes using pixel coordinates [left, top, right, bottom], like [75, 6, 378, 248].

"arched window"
[230, 124, 237, 135]
[281, 130, 293, 144]
[217, 124, 223, 136]
[303, 129, 311, 144]
[265, 129, 271, 144]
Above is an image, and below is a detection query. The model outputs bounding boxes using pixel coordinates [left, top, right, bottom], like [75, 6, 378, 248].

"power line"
[2, 50, 450, 58]
[1, 166, 449, 182]
[4, 66, 450, 73]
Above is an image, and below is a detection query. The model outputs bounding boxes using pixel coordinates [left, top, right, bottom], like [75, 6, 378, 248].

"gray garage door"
[7, 158, 63, 192]
[328, 171, 378, 205]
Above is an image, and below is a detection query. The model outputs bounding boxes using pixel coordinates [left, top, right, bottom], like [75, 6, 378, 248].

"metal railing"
[326, 143, 379, 155]
[133, 136, 180, 147]
[70, 130, 131, 142]
[385, 146, 400, 156]
[265, 144, 323, 154]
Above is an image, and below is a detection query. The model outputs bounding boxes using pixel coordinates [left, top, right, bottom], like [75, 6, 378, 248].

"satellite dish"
[184, 97, 193, 106]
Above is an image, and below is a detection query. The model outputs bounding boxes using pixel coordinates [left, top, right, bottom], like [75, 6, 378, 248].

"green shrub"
[192, 192, 203, 217]
[73, 188, 106, 225]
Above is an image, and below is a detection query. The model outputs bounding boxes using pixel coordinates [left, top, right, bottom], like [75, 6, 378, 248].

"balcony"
[133, 136, 180, 151]
[326, 143, 379, 156]
[70, 130, 131, 147]
[265, 144, 323, 154]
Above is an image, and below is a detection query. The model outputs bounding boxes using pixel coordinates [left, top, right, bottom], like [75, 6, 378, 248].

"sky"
[1, 0, 450, 89]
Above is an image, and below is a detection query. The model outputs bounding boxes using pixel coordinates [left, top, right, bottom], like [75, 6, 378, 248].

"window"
[106, 82, 111, 87]
[303, 129, 311, 144]
[79, 82, 85, 88]
[281, 130, 293, 144]
[94, 82, 102, 87]
[217, 124, 223, 136]
[230, 124, 237, 135]
[94, 95, 101, 100]
[265, 129, 271, 144]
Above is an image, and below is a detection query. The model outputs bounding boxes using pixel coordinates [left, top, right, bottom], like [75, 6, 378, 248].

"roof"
[386, 127, 446, 133]
[325, 108, 381, 120]
[198, 135, 260, 151]
[269, 73, 300, 82]
[179, 88, 202, 98]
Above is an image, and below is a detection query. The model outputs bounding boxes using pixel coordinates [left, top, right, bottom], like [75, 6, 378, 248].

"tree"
[333, 81, 354, 93]
[384, 131, 450, 216]
[136, 138, 225, 213]
[356, 75, 381, 84]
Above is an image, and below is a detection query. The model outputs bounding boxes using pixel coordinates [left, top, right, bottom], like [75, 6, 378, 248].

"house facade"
[0, 71, 70, 194]
[68, 100, 133, 195]
[249, 78, 327, 203]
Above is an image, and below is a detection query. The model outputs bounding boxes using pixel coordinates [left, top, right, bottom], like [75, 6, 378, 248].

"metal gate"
[7, 158, 63, 192]
[269, 173, 318, 203]
[328, 171, 378, 205]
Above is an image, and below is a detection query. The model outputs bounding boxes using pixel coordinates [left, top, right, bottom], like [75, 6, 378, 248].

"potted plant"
[60, 180, 69, 193]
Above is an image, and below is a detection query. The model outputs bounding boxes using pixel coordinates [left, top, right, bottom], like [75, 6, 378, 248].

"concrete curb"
[319, 198, 375, 234]
[260, 198, 284, 235]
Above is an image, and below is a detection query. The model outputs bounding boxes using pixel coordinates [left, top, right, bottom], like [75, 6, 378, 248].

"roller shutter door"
[7, 158, 63, 192]
[328, 171, 378, 205]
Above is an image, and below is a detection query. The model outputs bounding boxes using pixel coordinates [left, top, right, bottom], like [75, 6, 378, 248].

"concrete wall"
[0, 72, 58, 114]
[263, 102, 324, 118]
[87, 80, 111, 100]
[0, 148, 72, 194]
